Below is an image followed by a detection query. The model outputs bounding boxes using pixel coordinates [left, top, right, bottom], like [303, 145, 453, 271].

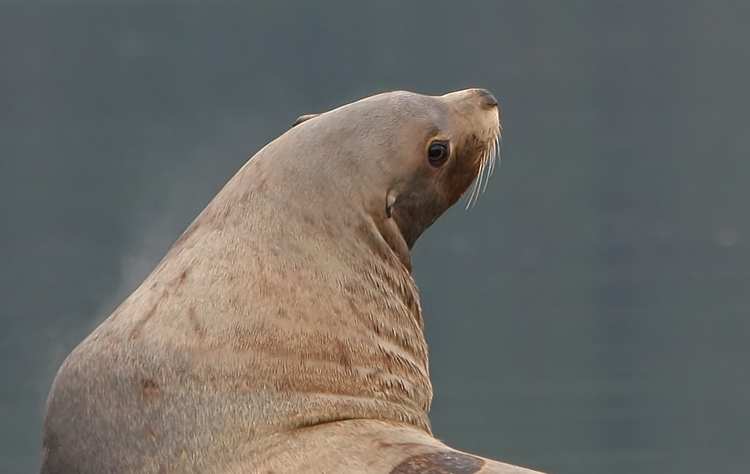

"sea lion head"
[285, 88, 501, 268]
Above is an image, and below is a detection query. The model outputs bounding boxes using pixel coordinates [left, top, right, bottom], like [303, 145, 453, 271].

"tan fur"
[40, 89, 544, 474]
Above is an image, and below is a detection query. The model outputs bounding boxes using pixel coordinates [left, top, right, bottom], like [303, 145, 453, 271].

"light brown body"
[40, 89, 544, 473]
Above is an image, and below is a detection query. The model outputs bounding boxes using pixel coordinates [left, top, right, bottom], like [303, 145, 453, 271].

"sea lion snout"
[441, 88, 499, 111]
[474, 88, 498, 108]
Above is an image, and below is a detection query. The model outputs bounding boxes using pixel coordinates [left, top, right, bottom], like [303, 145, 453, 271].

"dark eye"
[428, 141, 449, 167]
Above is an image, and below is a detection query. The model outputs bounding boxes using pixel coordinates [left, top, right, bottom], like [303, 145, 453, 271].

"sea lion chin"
[39, 89, 544, 474]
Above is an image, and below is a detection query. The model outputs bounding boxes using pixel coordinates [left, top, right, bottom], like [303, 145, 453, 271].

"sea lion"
[39, 89, 544, 474]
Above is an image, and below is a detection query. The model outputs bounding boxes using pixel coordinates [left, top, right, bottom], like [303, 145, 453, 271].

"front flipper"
[228, 419, 545, 474]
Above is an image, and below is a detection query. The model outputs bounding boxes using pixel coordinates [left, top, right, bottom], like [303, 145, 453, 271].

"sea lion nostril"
[475, 88, 498, 108]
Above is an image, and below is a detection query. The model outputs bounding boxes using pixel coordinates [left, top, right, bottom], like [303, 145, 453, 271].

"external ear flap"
[386, 190, 397, 218]
[292, 113, 320, 128]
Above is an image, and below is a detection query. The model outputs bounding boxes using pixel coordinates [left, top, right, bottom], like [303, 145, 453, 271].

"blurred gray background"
[2, 1, 749, 473]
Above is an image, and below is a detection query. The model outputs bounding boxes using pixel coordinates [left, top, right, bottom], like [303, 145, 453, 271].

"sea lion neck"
[197, 152, 435, 432]
[168, 87, 502, 434]
[372, 213, 415, 272]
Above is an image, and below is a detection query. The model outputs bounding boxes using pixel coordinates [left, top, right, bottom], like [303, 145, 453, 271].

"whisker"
[467, 171, 480, 208]
[465, 126, 502, 209]
[487, 143, 495, 178]
[466, 177, 478, 209]
[474, 148, 489, 207]
[476, 154, 487, 201]
[489, 133, 501, 176]
[482, 140, 496, 192]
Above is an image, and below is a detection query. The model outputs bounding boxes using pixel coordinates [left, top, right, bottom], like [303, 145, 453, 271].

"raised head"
[280, 88, 501, 268]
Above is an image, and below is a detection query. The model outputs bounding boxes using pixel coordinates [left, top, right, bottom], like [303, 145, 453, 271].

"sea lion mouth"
[465, 124, 502, 209]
